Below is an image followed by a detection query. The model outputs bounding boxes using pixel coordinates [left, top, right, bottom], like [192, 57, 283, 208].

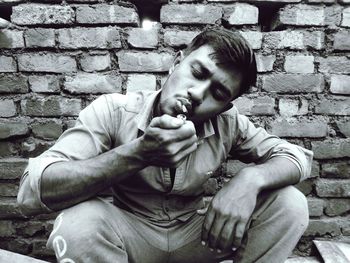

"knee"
[47, 199, 110, 255]
[274, 186, 309, 230]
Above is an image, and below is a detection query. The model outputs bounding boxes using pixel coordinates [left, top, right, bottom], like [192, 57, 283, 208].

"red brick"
[333, 31, 350, 51]
[315, 179, 350, 197]
[330, 75, 350, 94]
[307, 198, 324, 217]
[342, 7, 350, 28]
[58, 27, 121, 49]
[0, 142, 17, 157]
[21, 139, 54, 158]
[29, 75, 60, 94]
[32, 239, 55, 256]
[269, 118, 328, 138]
[279, 98, 308, 117]
[336, 120, 350, 137]
[284, 55, 314, 74]
[64, 73, 122, 94]
[311, 161, 320, 178]
[21, 96, 82, 117]
[303, 31, 325, 50]
[312, 139, 350, 159]
[76, 4, 139, 25]
[0, 100, 17, 117]
[128, 28, 158, 49]
[304, 219, 341, 237]
[161, 4, 222, 25]
[325, 199, 350, 216]
[0, 74, 28, 93]
[0, 158, 27, 180]
[164, 30, 199, 47]
[0, 220, 15, 237]
[31, 120, 63, 140]
[79, 53, 111, 72]
[233, 96, 275, 115]
[0, 56, 17, 72]
[318, 56, 350, 74]
[223, 3, 258, 25]
[0, 29, 24, 49]
[0, 197, 22, 219]
[321, 162, 350, 179]
[262, 74, 324, 93]
[118, 52, 173, 72]
[264, 31, 304, 50]
[295, 178, 314, 195]
[0, 121, 29, 139]
[126, 74, 157, 92]
[274, 4, 325, 27]
[256, 55, 275, 73]
[240, 31, 263, 50]
[0, 183, 18, 197]
[16, 221, 46, 237]
[24, 28, 55, 48]
[18, 53, 77, 73]
[314, 96, 350, 115]
[11, 4, 74, 25]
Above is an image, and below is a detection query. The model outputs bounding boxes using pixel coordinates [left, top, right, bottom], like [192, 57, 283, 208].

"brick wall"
[0, 0, 349, 261]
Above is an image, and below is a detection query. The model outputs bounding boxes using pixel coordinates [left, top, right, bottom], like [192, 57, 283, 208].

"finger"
[201, 209, 215, 246]
[217, 220, 236, 251]
[168, 142, 198, 168]
[233, 220, 247, 248]
[150, 114, 184, 129]
[208, 217, 226, 250]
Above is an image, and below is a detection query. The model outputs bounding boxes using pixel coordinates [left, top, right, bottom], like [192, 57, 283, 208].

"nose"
[188, 81, 210, 105]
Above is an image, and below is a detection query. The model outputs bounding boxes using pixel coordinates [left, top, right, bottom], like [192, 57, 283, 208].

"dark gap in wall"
[257, 3, 284, 32]
[0, 5, 12, 22]
[130, 1, 166, 24]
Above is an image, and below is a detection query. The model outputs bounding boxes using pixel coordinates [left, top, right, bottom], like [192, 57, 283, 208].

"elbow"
[17, 183, 48, 217]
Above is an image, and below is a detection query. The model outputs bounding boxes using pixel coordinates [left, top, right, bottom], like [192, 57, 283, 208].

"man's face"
[157, 45, 243, 124]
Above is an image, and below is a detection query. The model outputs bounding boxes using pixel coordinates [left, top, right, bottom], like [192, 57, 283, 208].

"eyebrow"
[193, 60, 233, 99]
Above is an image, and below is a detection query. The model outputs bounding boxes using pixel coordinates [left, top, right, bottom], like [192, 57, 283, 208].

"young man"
[18, 28, 313, 263]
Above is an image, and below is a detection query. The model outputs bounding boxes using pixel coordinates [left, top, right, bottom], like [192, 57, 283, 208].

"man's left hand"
[198, 169, 261, 252]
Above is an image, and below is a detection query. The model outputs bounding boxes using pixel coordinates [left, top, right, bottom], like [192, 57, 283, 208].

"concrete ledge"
[0, 249, 48, 263]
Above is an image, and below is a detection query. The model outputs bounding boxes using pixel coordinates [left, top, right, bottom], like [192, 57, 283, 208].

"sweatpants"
[47, 186, 309, 263]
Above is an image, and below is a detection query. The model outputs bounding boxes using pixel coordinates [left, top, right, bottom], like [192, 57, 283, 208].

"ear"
[220, 102, 233, 113]
[169, 50, 184, 74]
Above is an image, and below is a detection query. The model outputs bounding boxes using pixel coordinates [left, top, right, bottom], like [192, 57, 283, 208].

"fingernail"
[210, 248, 214, 252]
[217, 249, 222, 253]
[201, 241, 206, 246]
[232, 247, 237, 251]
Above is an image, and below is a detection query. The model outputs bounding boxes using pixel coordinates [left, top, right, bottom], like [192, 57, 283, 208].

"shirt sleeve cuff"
[28, 157, 67, 212]
[269, 143, 314, 181]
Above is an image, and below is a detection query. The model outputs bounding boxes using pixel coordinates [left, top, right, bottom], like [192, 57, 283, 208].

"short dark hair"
[184, 28, 257, 97]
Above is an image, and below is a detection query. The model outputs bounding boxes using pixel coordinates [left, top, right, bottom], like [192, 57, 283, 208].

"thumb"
[150, 114, 184, 129]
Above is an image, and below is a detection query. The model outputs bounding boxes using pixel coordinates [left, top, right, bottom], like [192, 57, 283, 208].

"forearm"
[41, 138, 146, 211]
[232, 157, 301, 193]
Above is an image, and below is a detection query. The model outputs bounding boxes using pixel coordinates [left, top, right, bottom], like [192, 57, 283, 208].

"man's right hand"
[139, 114, 198, 168]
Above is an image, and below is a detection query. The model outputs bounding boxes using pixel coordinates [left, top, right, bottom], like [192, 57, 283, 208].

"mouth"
[175, 98, 193, 118]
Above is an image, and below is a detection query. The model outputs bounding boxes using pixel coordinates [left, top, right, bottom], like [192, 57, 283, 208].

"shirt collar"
[135, 90, 215, 140]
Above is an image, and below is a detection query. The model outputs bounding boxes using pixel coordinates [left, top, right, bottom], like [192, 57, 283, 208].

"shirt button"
[207, 171, 213, 176]
[165, 207, 169, 212]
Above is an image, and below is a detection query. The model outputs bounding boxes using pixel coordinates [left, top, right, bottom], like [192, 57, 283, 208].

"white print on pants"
[50, 212, 75, 263]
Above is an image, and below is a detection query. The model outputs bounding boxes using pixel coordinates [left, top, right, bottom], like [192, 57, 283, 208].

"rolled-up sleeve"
[17, 95, 116, 215]
[229, 111, 313, 181]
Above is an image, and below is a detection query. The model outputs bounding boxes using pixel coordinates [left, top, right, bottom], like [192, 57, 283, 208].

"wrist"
[232, 167, 265, 194]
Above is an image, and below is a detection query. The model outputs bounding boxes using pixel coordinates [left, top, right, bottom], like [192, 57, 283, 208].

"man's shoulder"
[101, 90, 156, 113]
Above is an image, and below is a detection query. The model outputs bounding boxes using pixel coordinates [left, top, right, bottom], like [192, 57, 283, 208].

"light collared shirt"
[18, 90, 313, 222]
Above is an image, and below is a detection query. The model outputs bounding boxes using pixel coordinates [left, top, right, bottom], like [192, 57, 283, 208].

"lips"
[175, 98, 193, 117]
